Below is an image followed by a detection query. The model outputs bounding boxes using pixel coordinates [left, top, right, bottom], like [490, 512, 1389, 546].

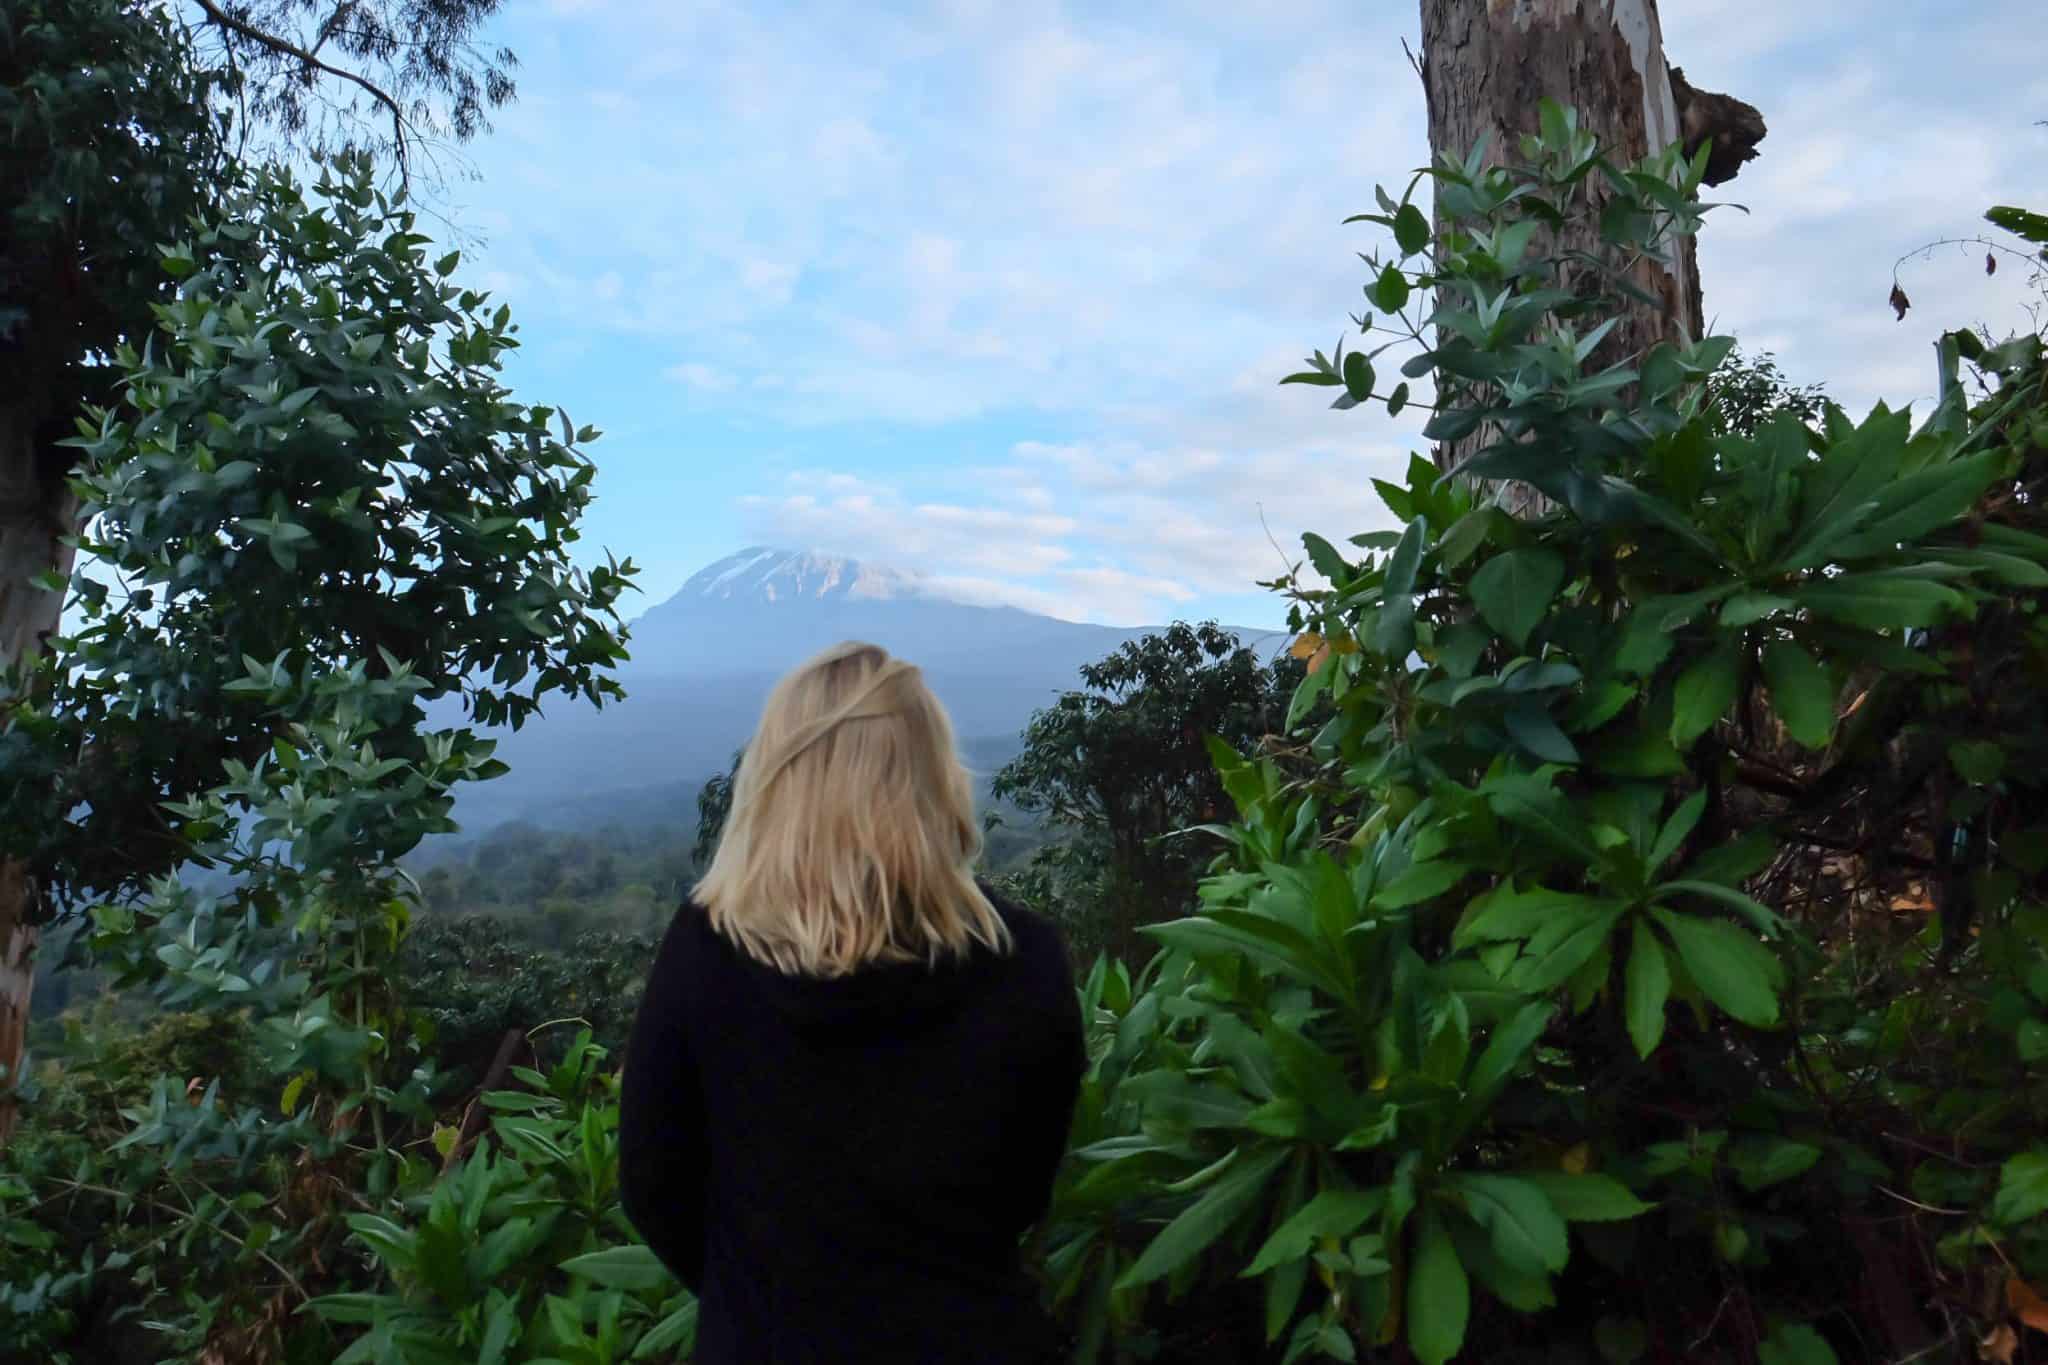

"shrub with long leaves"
[1038, 105, 2048, 1365]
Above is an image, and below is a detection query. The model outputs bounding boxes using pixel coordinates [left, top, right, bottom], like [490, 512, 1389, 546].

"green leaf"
[560, 1245, 672, 1292]
[1144, 913, 1349, 1000]
[1436, 508, 1494, 571]
[1624, 919, 1671, 1058]
[1678, 832, 1779, 888]
[1245, 1189, 1387, 1276]
[634, 1301, 700, 1359]
[1469, 548, 1567, 650]
[1761, 643, 1835, 750]
[1286, 657, 1335, 730]
[2017, 1018, 2048, 1063]
[1455, 1174, 1569, 1274]
[1648, 909, 1783, 1028]
[1376, 518, 1427, 657]
[1720, 593, 1795, 628]
[1729, 1138, 1822, 1192]
[1509, 904, 1625, 993]
[1655, 879, 1781, 934]
[1796, 572, 1967, 630]
[1301, 532, 1351, 585]
[1387, 382, 1411, 417]
[1265, 1255, 1309, 1345]
[1372, 861, 1470, 909]
[1518, 1172, 1653, 1222]
[1773, 407, 1909, 570]
[1394, 203, 1432, 255]
[1505, 700, 1580, 766]
[1758, 1322, 1839, 1365]
[1612, 611, 1677, 677]
[1118, 1147, 1289, 1288]
[1830, 449, 2004, 559]
[1992, 1150, 2048, 1225]
[1376, 263, 1412, 313]
[1406, 1209, 1469, 1365]
[1343, 351, 1376, 403]
[1947, 739, 2005, 786]
[1988, 204, 2048, 243]
[1670, 644, 1741, 749]
[1455, 1000, 1555, 1139]
[478, 1292, 520, 1365]
[1454, 885, 1608, 949]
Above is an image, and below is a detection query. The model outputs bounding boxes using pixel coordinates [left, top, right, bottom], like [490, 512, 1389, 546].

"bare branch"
[189, 0, 415, 178]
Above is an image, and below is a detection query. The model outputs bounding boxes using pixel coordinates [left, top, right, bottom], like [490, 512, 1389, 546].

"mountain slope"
[619, 547, 1151, 678]
[442, 547, 1281, 833]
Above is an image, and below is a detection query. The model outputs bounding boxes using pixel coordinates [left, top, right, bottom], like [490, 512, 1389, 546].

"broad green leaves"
[1406, 1210, 1469, 1365]
[1062, 103, 2048, 1365]
[1671, 644, 1741, 749]
[1994, 1151, 2048, 1225]
[1119, 1148, 1290, 1289]
[1648, 910, 1783, 1028]
[1624, 919, 1672, 1057]
[1760, 643, 1836, 749]
[1470, 548, 1567, 650]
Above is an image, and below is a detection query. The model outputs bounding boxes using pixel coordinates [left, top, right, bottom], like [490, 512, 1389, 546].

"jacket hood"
[716, 910, 1014, 1044]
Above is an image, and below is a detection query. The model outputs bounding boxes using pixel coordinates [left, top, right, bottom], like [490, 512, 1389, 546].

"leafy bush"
[308, 1032, 697, 1365]
[1037, 105, 2048, 1364]
[398, 915, 657, 1083]
[0, 150, 636, 1363]
[994, 622, 1306, 964]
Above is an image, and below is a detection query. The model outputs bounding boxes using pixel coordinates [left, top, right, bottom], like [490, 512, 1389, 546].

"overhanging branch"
[189, 0, 415, 175]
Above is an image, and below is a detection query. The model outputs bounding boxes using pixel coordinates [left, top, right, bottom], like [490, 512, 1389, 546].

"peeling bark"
[1418, 0, 1766, 509]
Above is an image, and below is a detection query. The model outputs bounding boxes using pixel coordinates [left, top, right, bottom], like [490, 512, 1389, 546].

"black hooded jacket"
[618, 883, 1086, 1365]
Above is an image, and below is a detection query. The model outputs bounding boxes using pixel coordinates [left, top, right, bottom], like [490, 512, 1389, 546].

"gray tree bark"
[1417, 0, 1765, 508]
[0, 396, 73, 1140]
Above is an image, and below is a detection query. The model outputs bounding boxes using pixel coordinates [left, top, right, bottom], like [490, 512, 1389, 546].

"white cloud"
[665, 362, 736, 391]
[466, 0, 2043, 625]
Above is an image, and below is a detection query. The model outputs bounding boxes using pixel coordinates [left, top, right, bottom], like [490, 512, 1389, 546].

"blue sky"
[434, 0, 2045, 631]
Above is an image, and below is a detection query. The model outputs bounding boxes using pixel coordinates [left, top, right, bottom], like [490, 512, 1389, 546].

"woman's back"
[620, 885, 1085, 1365]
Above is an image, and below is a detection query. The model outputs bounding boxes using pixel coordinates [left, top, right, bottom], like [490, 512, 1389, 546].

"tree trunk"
[0, 866, 34, 1144]
[0, 396, 74, 1142]
[1417, 0, 1765, 509]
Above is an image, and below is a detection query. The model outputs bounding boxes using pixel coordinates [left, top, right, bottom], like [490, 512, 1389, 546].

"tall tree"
[993, 623, 1303, 963]
[0, 0, 522, 1136]
[1415, 0, 1766, 503]
[0, 0, 224, 1135]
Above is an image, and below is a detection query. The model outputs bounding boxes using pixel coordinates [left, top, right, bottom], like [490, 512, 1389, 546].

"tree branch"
[189, 0, 413, 176]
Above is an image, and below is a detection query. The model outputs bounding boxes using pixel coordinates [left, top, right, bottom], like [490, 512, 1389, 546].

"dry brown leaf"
[1308, 644, 1332, 675]
[2009, 1275, 2048, 1335]
[1289, 631, 1324, 660]
[1980, 1322, 2019, 1363]
[1890, 886, 1935, 914]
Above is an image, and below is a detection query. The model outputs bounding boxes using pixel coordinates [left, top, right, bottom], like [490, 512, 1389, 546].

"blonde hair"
[694, 640, 1013, 977]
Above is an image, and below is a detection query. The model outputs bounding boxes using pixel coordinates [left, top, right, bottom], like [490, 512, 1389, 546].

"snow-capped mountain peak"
[675, 546, 930, 605]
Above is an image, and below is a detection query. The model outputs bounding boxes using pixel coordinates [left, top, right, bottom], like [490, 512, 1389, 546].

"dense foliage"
[992, 622, 1305, 963]
[1032, 107, 2048, 1365]
[0, 153, 638, 1363]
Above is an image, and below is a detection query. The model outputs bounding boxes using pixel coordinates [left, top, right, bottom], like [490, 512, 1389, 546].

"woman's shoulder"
[975, 880, 1072, 970]
[652, 899, 726, 975]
